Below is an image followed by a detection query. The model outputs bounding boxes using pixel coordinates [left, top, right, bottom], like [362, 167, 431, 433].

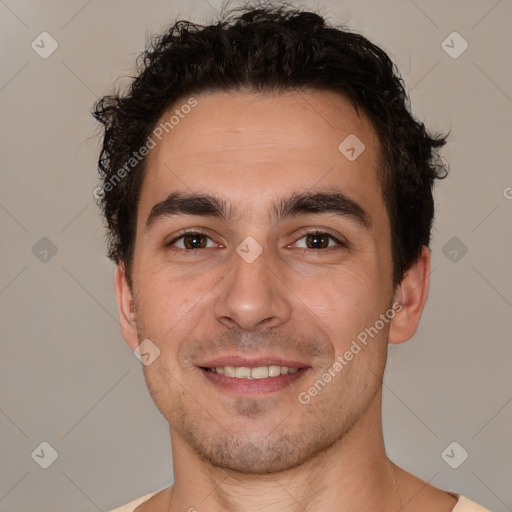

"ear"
[114, 262, 139, 351]
[388, 245, 431, 345]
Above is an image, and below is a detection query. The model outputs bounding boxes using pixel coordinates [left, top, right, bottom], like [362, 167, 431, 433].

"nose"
[213, 246, 292, 332]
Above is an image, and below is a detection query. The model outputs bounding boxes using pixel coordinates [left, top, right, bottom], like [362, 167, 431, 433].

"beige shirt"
[109, 490, 492, 511]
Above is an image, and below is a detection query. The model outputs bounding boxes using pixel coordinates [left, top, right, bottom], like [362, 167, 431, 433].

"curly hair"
[92, 1, 448, 289]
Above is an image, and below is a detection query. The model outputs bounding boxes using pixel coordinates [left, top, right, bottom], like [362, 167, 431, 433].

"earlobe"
[114, 262, 139, 351]
[388, 246, 431, 345]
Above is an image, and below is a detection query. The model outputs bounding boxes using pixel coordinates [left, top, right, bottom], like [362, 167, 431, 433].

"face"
[120, 89, 400, 474]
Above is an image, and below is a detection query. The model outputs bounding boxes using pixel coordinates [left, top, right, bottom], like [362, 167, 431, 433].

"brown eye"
[168, 232, 217, 250]
[305, 233, 330, 249]
[182, 233, 208, 249]
[295, 231, 344, 250]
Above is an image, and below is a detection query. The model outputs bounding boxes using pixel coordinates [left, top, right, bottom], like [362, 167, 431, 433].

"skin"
[114, 89, 458, 511]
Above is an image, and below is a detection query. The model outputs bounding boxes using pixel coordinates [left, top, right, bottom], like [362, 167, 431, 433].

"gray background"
[0, 0, 511, 510]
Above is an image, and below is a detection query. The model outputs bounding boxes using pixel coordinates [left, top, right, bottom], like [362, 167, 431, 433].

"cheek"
[297, 263, 385, 342]
[135, 264, 220, 345]
[138, 264, 188, 307]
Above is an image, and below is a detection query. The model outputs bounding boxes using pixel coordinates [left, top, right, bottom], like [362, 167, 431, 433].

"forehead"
[139, 89, 385, 227]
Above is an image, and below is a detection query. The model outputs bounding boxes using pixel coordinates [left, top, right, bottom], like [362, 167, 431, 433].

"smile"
[199, 366, 309, 395]
[204, 365, 299, 379]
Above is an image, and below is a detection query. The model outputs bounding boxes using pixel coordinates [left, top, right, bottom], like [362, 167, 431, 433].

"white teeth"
[223, 366, 236, 377]
[251, 366, 269, 379]
[235, 367, 252, 379]
[210, 365, 301, 379]
[268, 366, 281, 377]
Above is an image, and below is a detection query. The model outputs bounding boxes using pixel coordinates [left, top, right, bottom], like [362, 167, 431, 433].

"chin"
[189, 428, 340, 475]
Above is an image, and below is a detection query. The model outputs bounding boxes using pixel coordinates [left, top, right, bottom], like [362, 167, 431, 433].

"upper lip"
[199, 355, 309, 369]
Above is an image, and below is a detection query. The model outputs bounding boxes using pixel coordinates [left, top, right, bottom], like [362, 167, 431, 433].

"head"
[93, 3, 448, 474]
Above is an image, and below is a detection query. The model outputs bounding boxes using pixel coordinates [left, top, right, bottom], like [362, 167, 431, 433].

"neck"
[167, 391, 403, 512]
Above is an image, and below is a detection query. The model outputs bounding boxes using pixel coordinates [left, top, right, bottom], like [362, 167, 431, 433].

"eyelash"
[165, 228, 347, 252]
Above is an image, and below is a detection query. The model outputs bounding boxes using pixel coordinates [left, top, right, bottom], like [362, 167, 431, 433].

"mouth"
[197, 362, 310, 395]
[203, 364, 301, 377]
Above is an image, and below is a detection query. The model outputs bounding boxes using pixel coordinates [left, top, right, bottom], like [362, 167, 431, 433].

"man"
[93, 3, 492, 511]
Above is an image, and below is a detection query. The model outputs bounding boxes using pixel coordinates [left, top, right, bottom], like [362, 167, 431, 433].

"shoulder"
[108, 490, 160, 512]
[452, 494, 493, 512]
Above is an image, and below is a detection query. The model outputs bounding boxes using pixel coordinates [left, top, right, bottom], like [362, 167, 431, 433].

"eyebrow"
[144, 189, 372, 232]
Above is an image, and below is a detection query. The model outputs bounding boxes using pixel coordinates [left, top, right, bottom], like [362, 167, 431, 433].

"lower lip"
[198, 367, 309, 395]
